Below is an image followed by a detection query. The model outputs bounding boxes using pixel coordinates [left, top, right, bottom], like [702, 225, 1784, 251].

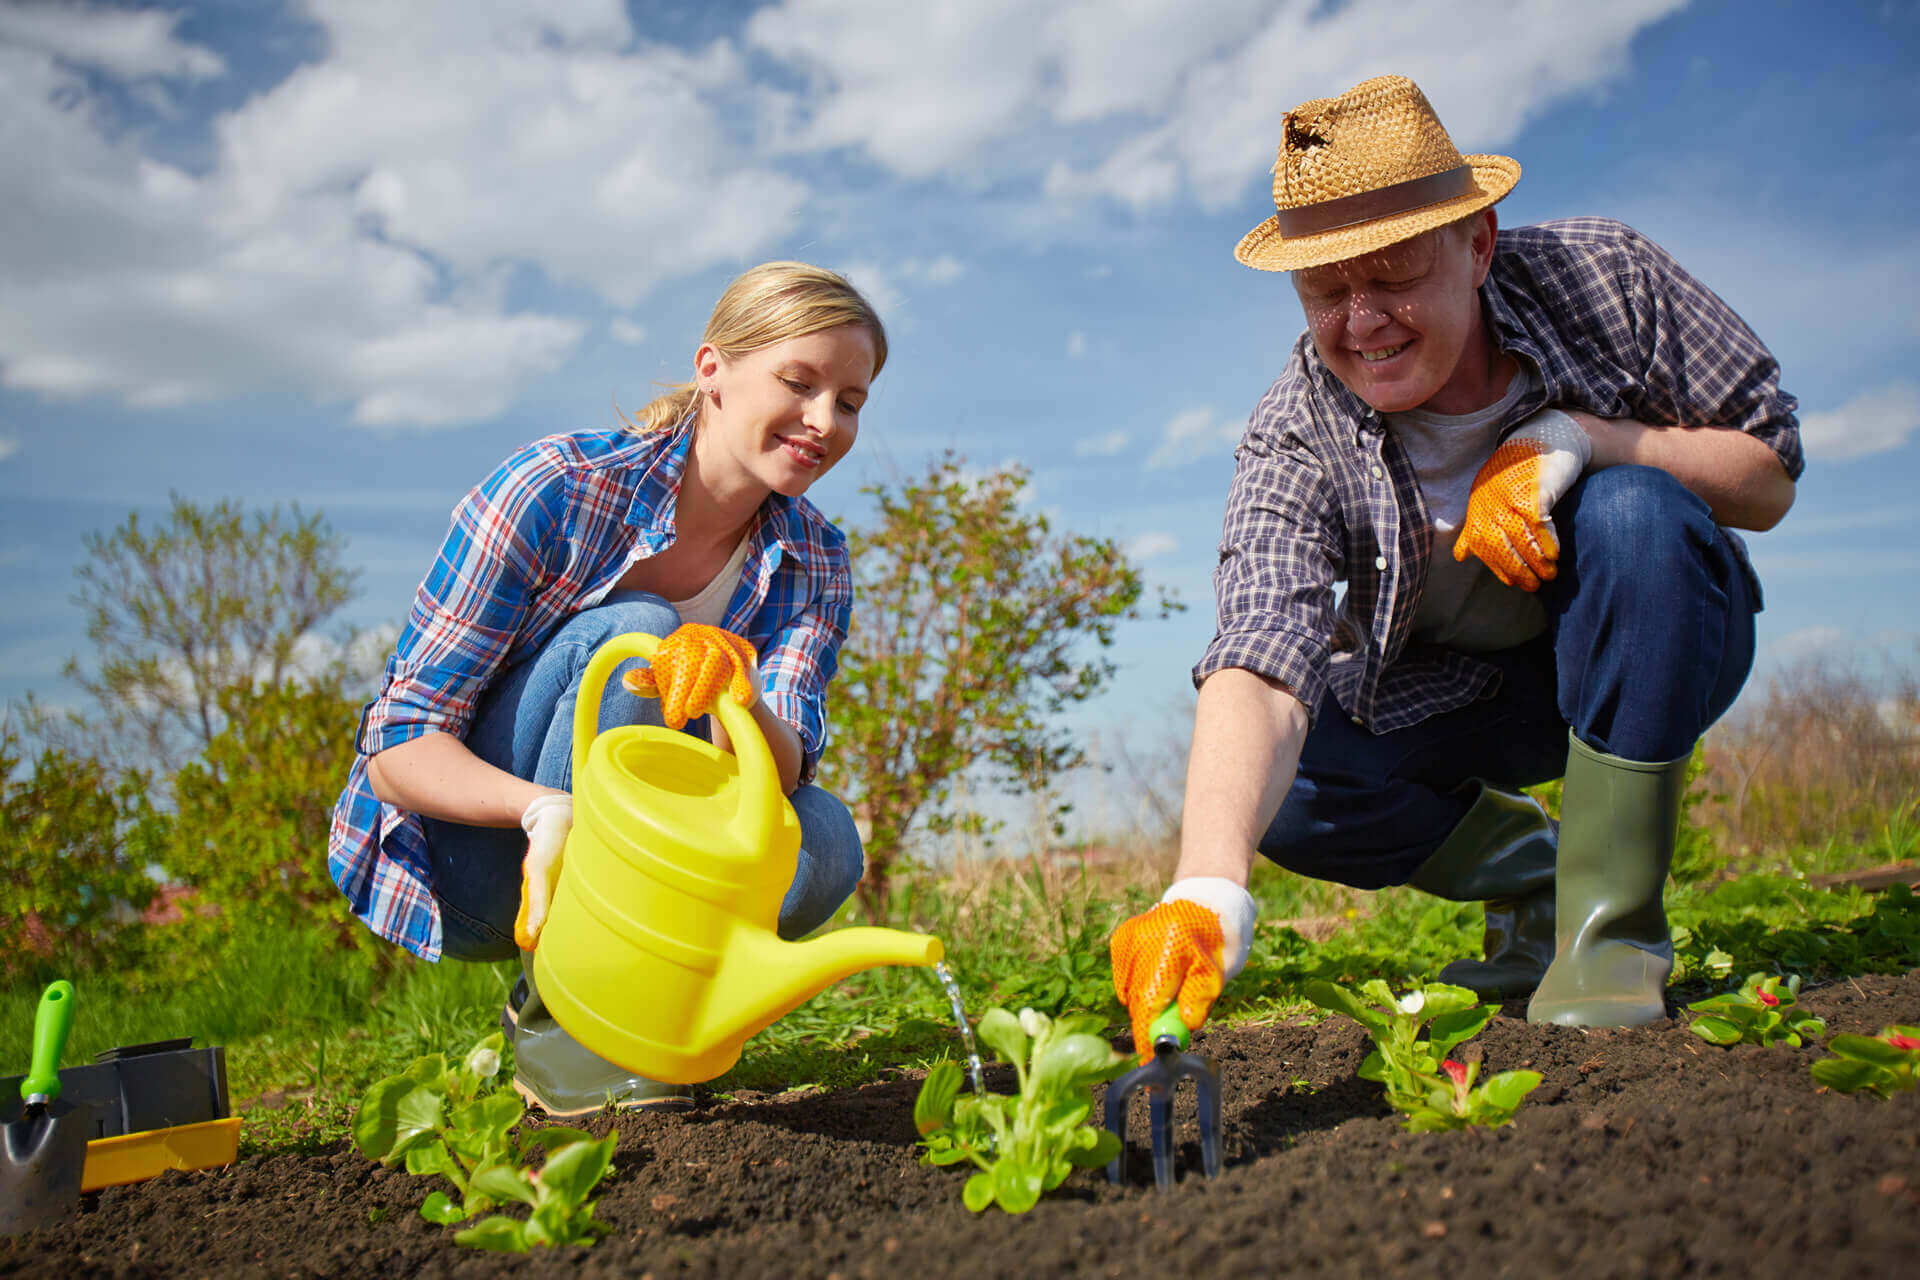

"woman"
[328, 262, 885, 1115]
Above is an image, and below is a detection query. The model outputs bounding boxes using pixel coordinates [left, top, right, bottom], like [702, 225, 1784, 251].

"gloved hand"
[1453, 408, 1593, 592]
[1109, 878, 1257, 1061]
[512, 792, 572, 951]
[621, 623, 759, 729]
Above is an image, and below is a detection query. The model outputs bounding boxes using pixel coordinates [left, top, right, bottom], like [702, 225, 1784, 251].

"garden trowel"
[1104, 1004, 1222, 1192]
[1, 981, 89, 1234]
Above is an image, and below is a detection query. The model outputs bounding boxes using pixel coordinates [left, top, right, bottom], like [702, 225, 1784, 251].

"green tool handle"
[1149, 1002, 1189, 1050]
[20, 980, 75, 1104]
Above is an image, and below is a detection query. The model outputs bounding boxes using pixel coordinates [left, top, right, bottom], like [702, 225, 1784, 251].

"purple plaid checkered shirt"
[328, 419, 852, 960]
[1195, 218, 1803, 731]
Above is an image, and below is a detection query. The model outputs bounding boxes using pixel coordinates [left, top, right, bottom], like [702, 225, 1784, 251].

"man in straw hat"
[1109, 74, 1801, 1050]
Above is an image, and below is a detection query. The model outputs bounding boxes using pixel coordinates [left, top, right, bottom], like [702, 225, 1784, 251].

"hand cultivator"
[1103, 1006, 1222, 1192]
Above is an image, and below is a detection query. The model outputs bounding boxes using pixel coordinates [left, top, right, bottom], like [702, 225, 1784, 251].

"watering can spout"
[704, 925, 945, 1055]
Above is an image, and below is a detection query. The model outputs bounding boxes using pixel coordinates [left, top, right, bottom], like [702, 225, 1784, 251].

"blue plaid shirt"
[1196, 217, 1803, 732]
[328, 420, 853, 960]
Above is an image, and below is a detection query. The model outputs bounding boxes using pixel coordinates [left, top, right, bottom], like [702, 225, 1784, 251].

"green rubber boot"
[1527, 734, 1690, 1028]
[507, 953, 694, 1118]
[1409, 783, 1558, 999]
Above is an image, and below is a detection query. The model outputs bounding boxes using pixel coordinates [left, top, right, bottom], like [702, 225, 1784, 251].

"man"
[1110, 75, 1800, 1055]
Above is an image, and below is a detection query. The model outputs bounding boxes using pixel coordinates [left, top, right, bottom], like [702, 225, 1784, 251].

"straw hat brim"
[1234, 154, 1521, 273]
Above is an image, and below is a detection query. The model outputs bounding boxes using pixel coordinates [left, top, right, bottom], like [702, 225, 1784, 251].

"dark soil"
[6, 970, 1918, 1278]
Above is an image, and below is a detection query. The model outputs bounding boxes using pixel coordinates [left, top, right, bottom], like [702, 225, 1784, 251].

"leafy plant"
[352, 1033, 615, 1250]
[822, 455, 1181, 914]
[1302, 978, 1541, 1132]
[914, 1006, 1128, 1213]
[1686, 972, 1825, 1047]
[1810, 1026, 1920, 1099]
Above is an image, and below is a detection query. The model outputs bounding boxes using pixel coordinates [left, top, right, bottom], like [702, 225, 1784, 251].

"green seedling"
[351, 1032, 615, 1250]
[1686, 972, 1825, 1047]
[914, 1006, 1129, 1213]
[1301, 978, 1541, 1133]
[1810, 1025, 1920, 1099]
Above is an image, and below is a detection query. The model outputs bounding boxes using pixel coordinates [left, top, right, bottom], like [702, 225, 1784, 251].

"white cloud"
[0, 437, 17, 462]
[837, 261, 905, 321]
[1145, 406, 1240, 470]
[1066, 330, 1087, 358]
[609, 318, 649, 346]
[904, 255, 966, 285]
[0, 1, 800, 426]
[1128, 532, 1178, 560]
[752, 0, 1685, 210]
[0, 1, 224, 81]
[1797, 382, 1920, 461]
[1075, 429, 1128, 457]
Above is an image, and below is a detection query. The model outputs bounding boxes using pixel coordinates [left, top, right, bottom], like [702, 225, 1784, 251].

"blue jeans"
[1259, 466, 1757, 890]
[424, 592, 865, 961]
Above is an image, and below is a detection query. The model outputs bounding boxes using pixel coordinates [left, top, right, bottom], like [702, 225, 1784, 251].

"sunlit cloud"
[1066, 330, 1087, 358]
[0, 437, 18, 463]
[1076, 429, 1128, 458]
[1128, 531, 1178, 560]
[1797, 382, 1920, 461]
[1145, 407, 1239, 470]
[608, 318, 649, 346]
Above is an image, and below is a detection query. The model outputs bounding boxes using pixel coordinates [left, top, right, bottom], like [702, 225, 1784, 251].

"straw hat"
[1234, 75, 1520, 273]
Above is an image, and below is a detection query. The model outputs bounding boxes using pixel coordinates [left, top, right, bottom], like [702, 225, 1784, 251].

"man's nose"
[1345, 290, 1390, 336]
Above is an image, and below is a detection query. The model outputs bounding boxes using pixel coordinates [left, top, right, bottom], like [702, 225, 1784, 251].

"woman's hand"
[512, 792, 572, 951]
[622, 623, 759, 728]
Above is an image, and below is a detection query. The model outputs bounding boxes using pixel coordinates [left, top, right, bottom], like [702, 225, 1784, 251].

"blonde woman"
[329, 262, 885, 1114]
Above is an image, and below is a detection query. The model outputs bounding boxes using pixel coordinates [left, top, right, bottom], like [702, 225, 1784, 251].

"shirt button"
[1374, 555, 1388, 570]
[1350, 715, 1365, 727]
[1371, 465, 1384, 479]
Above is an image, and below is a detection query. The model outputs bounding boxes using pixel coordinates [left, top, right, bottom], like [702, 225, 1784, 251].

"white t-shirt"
[668, 533, 753, 629]
[1387, 367, 1549, 653]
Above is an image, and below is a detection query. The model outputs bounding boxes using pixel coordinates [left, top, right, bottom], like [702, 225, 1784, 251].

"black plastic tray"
[2, 1040, 228, 1140]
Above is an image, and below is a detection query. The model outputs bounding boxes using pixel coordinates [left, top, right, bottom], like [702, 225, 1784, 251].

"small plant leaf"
[1069, 1127, 1122, 1168]
[453, 1215, 531, 1253]
[976, 1007, 1028, 1067]
[537, 1136, 617, 1204]
[1810, 1058, 1883, 1092]
[1690, 1015, 1745, 1046]
[915, 1061, 963, 1136]
[418, 1191, 470, 1225]
[1032, 1032, 1122, 1092]
[993, 1158, 1045, 1214]
[962, 1172, 995, 1213]
[470, 1162, 538, 1207]
[1478, 1070, 1543, 1109]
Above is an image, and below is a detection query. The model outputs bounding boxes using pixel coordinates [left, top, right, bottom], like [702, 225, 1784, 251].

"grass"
[4, 798, 1916, 1162]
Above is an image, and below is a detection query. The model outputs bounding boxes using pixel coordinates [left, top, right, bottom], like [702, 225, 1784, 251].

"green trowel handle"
[1149, 1003, 1189, 1051]
[20, 980, 75, 1104]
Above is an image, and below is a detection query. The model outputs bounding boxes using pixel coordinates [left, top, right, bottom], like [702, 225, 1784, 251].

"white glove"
[1161, 877, 1259, 981]
[1453, 407, 1593, 591]
[512, 793, 572, 951]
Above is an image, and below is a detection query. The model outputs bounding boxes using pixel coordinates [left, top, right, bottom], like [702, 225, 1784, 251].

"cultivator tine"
[1104, 1032, 1223, 1192]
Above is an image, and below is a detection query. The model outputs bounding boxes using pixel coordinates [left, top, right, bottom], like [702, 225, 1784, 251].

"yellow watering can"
[531, 632, 944, 1083]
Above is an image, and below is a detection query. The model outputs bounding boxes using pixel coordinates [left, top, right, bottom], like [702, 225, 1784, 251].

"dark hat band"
[1273, 164, 1476, 238]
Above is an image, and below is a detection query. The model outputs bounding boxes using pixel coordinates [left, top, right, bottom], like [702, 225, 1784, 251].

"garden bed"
[5, 969, 1917, 1278]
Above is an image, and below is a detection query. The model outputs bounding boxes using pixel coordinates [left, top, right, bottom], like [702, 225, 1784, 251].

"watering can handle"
[570, 631, 784, 850]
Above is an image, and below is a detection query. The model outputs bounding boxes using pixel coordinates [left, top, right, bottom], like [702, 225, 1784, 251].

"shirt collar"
[625, 411, 809, 563]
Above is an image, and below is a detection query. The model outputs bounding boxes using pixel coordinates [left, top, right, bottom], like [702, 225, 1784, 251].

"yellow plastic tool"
[79, 1116, 241, 1191]
[532, 632, 944, 1083]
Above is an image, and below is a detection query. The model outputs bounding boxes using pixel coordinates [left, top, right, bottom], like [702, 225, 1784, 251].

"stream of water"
[931, 960, 984, 1094]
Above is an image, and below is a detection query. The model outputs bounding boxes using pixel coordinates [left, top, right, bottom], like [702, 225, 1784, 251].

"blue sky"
[2, 0, 1916, 830]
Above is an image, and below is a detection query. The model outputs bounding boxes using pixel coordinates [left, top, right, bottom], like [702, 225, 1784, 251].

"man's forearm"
[1174, 668, 1312, 886]
[1572, 412, 1795, 531]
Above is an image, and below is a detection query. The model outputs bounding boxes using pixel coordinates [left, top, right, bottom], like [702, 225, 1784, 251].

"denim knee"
[1561, 465, 1711, 575]
[548, 592, 684, 657]
[780, 786, 865, 938]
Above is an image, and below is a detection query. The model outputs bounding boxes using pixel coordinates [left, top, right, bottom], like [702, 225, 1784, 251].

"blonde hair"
[625, 261, 889, 434]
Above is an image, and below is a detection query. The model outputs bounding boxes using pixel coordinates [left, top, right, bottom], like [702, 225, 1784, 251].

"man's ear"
[1469, 208, 1499, 286]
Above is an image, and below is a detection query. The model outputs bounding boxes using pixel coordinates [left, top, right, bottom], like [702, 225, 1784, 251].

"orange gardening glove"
[1111, 900, 1228, 1063]
[1453, 408, 1592, 592]
[621, 623, 759, 728]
